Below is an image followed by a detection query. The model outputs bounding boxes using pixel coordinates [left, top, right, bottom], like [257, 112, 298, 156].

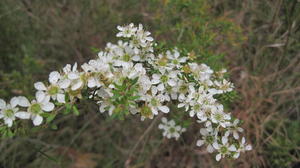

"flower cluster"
[0, 23, 251, 161]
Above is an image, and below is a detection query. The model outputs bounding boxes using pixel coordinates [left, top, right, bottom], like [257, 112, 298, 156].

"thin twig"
[125, 113, 162, 167]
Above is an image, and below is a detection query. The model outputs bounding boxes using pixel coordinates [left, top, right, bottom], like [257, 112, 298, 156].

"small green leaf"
[73, 106, 80, 116]
[50, 124, 58, 130]
[46, 114, 57, 123]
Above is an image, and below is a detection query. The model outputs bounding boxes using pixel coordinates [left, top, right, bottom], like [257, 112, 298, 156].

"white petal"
[233, 152, 240, 159]
[200, 128, 208, 136]
[63, 64, 71, 73]
[0, 99, 6, 109]
[72, 63, 78, 71]
[151, 108, 158, 115]
[222, 136, 228, 145]
[36, 91, 46, 103]
[15, 112, 31, 119]
[229, 145, 237, 151]
[212, 142, 220, 150]
[216, 154, 222, 161]
[196, 140, 204, 147]
[161, 117, 167, 123]
[151, 79, 160, 85]
[68, 72, 79, 80]
[57, 94, 65, 103]
[132, 55, 140, 61]
[32, 115, 43, 126]
[207, 145, 214, 153]
[177, 103, 185, 108]
[71, 80, 83, 90]
[5, 118, 13, 127]
[151, 87, 158, 95]
[167, 79, 176, 86]
[189, 111, 195, 117]
[158, 106, 169, 113]
[246, 145, 252, 151]
[238, 127, 244, 132]
[225, 131, 230, 137]
[42, 102, 54, 112]
[157, 83, 164, 91]
[10, 97, 19, 108]
[87, 78, 96, 88]
[49, 71, 61, 84]
[174, 132, 180, 139]
[233, 132, 239, 139]
[58, 79, 71, 89]
[169, 120, 175, 126]
[242, 137, 246, 144]
[34, 82, 47, 91]
[17, 96, 30, 107]
[42, 95, 51, 103]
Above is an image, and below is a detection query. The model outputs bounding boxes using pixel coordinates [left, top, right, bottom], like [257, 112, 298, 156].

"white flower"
[196, 127, 217, 153]
[18, 92, 55, 126]
[60, 63, 84, 91]
[138, 75, 152, 94]
[98, 99, 115, 116]
[158, 117, 186, 140]
[141, 87, 170, 116]
[210, 104, 231, 128]
[233, 137, 252, 159]
[166, 49, 187, 68]
[81, 61, 103, 88]
[189, 63, 214, 85]
[213, 136, 237, 161]
[151, 69, 179, 92]
[34, 71, 66, 103]
[121, 63, 146, 79]
[135, 24, 153, 47]
[225, 119, 244, 139]
[0, 97, 27, 127]
[116, 23, 137, 38]
[213, 79, 234, 94]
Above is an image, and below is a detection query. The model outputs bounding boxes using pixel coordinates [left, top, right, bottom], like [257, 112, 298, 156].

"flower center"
[150, 98, 159, 106]
[182, 65, 191, 73]
[157, 57, 168, 66]
[160, 75, 168, 83]
[169, 127, 176, 133]
[132, 38, 139, 46]
[124, 29, 131, 35]
[29, 103, 42, 114]
[4, 109, 14, 118]
[205, 136, 214, 144]
[179, 84, 188, 93]
[193, 104, 201, 111]
[48, 85, 59, 95]
[122, 54, 131, 62]
[220, 146, 228, 154]
[140, 105, 152, 118]
[215, 113, 223, 121]
[172, 59, 179, 65]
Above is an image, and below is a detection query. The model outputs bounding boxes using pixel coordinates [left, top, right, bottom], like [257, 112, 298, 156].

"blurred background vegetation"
[0, 0, 299, 167]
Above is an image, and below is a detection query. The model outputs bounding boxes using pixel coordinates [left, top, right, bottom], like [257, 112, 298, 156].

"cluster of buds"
[0, 23, 251, 161]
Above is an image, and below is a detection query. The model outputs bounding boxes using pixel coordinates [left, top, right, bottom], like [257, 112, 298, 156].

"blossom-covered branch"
[0, 23, 251, 161]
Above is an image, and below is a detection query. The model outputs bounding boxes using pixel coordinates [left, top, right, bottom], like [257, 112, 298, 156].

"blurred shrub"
[265, 120, 300, 168]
